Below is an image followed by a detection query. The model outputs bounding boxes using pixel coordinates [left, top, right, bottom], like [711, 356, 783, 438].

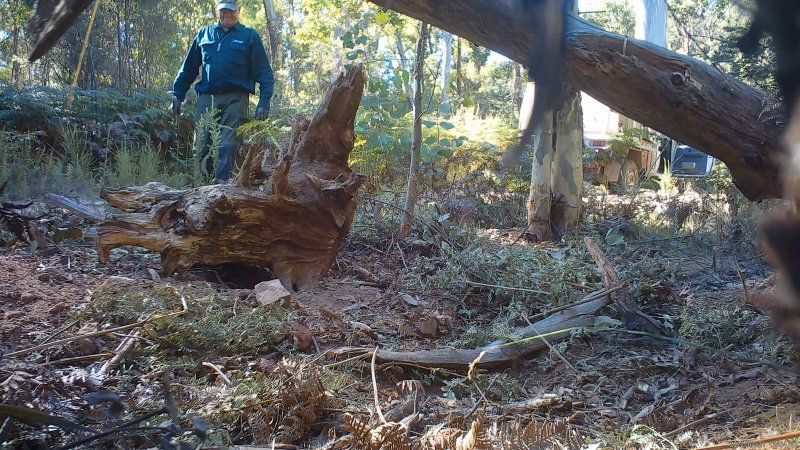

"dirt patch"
[1, 192, 799, 448]
[0, 253, 93, 352]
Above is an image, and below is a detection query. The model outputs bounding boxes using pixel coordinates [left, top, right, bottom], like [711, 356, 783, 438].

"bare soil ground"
[1, 192, 799, 449]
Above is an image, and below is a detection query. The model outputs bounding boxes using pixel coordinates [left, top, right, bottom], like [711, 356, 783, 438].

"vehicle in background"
[581, 93, 714, 190]
[666, 142, 716, 177]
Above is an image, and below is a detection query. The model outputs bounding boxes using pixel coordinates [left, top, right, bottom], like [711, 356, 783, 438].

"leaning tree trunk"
[96, 67, 366, 291]
[367, 0, 784, 201]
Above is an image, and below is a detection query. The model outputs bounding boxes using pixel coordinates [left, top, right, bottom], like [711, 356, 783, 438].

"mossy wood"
[370, 0, 784, 201]
[96, 67, 366, 290]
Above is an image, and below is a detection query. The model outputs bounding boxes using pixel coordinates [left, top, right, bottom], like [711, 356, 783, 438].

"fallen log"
[96, 67, 366, 290]
[369, 0, 784, 200]
[328, 292, 610, 370]
[44, 193, 106, 222]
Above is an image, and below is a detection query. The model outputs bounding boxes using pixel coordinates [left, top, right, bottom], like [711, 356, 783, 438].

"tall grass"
[185, 103, 223, 187]
[61, 124, 97, 194]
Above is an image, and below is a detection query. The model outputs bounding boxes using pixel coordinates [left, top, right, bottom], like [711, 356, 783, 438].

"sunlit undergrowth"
[79, 281, 290, 356]
[680, 302, 797, 364]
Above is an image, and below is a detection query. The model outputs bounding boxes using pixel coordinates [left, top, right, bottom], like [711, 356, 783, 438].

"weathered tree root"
[96, 67, 366, 291]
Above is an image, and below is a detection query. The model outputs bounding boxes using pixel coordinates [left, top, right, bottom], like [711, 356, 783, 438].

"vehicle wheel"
[614, 160, 639, 192]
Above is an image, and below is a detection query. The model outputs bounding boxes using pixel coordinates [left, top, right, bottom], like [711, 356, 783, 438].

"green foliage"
[679, 302, 795, 363]
[420, 234, 596, 310]
[443, 370, 522, 402]
[604, 227, 625, 246]
[668, 0, 775, 90]
[60, 124, 96, 193]
[0, 84, 202, 197]
[584, 0, 636, 35]
[656, 162, 678, 195]
[83, 281, 290, 355]
[607, 128, 659, 155]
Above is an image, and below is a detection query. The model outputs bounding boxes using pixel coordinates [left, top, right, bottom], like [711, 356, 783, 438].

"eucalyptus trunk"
[440, 31, 453, 117]
[455, 37, 462, 96]
[400, 21, 429, 237]
[262, 0, 282, 68]
[395, 29, 413, 108]
[11, 18, 21, 86]
[523, 82, 554, 240]
[551, 87, 584, 235]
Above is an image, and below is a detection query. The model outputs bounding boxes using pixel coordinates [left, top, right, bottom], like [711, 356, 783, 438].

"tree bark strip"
[367, 0, 784, 200]
[329, 293, 610, 370]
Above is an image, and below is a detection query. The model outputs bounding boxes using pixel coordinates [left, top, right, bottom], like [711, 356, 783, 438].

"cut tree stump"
[96, 67, 366, 291]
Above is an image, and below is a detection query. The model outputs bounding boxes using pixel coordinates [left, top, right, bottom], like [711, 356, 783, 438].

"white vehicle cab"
[582, 93, 714, 188]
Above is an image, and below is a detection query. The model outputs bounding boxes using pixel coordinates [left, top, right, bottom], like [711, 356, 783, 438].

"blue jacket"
[173, 22, 274, 111]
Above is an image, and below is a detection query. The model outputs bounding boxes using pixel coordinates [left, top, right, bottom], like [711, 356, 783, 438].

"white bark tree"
[525, 0, 583, 240]
[400, 21, 429, 237]
[551, 88, 583, 234]
[395, 29, 414, 108]
[634, 0, 667, 46]
[440, 31, 454, 116]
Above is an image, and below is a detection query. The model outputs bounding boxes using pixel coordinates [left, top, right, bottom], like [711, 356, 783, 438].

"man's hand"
[255, 106, 269, 120]
[171, 96, 182, 117]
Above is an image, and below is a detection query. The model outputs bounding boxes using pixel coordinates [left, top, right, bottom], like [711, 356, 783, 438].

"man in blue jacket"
[172, 0, 274, 182]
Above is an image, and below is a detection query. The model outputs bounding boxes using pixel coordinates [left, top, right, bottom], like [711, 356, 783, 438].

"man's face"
[219, 7, 240, 28]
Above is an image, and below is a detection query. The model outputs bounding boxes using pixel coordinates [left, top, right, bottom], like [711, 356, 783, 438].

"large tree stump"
[97, 67, 365, 290]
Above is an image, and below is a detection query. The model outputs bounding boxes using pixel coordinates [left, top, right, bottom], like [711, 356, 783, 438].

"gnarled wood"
[368, 0, 784, 200]
[97, 67, 366, 290]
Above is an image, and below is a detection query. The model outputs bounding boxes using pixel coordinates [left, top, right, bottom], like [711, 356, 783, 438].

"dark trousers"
[194, 91, 248, 182]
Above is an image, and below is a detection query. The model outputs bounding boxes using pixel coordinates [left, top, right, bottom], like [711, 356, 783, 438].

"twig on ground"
[354, 241, 388, 255]
[585, 237, 666, 335]
[312, 336, 322, 354]
[371, 346, 387, 425]
[5, 307, 187, 359]
[465, 280, 549, 295]
[96, 329, 142, 377]
[322, 351, 373, 369]
[528, 284, 627, 322]
[396, 242, 408, 270]
[735, 258, 750, 304]
[663, 413, 718, 438]
[567, 281, 594, 290]
[522, 313, 578, 376]
[38, 320, 79, 345]
[695, 430, 800, 450]
[57, 407, 169, 450]
[464, 372, 500, 422]
[44, 353, 112, 366]
[201, 362, 232, 386]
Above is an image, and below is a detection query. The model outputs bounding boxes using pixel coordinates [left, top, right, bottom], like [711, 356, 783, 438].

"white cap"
[217, 2, 239, 11]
